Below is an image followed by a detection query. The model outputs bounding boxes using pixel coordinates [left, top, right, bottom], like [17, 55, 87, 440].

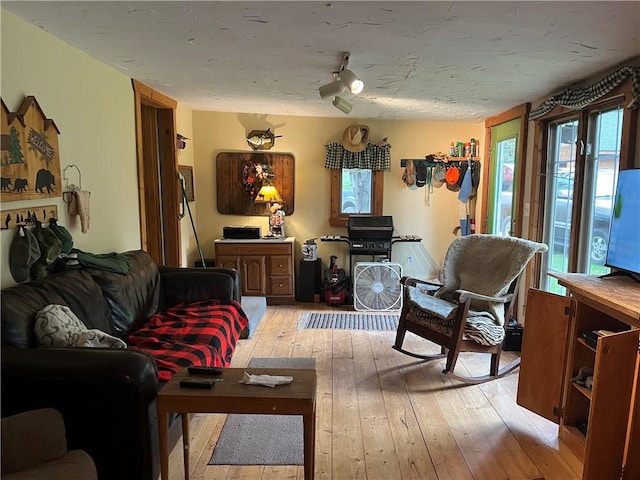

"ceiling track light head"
[339, 69, 364, 94]
[332, 96, 352, 114]
[319, 79, 346, 99]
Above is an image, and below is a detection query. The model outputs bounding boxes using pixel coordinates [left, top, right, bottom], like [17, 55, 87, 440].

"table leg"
[303, 407, 316, 480]
[182, 413, 190, 479]
[158, 410, 169, 480]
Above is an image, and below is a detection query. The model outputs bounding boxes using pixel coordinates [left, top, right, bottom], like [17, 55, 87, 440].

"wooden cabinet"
[215, 238, 295, 303]
[518, 273, 640, 480]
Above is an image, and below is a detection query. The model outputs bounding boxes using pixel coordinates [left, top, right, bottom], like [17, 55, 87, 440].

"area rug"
[208, 357, 316, 466]
[297, 311, 399, 331]
[240, 296, 267, 339]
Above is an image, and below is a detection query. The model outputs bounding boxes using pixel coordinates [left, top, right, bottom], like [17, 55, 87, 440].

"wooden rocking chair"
[392, 234, 547, 384]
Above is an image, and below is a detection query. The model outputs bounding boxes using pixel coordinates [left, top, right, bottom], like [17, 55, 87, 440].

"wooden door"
[517, 288, 571, 423]
[132, 80, 180, 267]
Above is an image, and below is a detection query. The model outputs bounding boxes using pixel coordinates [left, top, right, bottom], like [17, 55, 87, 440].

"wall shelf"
[400, 158, 480, 168]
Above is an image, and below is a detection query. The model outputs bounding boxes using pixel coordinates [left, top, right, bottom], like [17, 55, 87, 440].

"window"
[540, 107, 623, 294]
[325, 141, 389, 226]
[330, 168, 383, 226]
[531, 70, 637, 294]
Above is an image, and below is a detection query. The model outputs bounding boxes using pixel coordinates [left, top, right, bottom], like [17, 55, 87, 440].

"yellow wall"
[0, 10, 143, 287]
[191, 112, 483, 278]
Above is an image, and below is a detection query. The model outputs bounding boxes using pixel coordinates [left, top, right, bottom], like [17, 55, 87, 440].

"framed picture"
[178, 165, 195, 202]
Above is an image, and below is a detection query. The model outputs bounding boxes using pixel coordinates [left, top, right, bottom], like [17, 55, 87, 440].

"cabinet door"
[582, 329, 638, 480]
[517, 288, 571, 423]
[217, 255, 240, 270]
[241, 256, 266, 296]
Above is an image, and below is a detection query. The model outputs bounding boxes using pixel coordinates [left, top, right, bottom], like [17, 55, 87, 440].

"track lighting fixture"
[339, 68, 364, 94]
[319, 79, 346, 99]
[318, 52, 364, 114]
[332, 96, 353, 114]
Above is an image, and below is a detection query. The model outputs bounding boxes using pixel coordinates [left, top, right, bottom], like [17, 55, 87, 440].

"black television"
[604, 168, 640, 278]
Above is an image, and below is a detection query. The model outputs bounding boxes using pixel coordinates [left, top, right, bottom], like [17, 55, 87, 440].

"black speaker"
[297, 258, 322, 302]
[194, 258, 216, 268]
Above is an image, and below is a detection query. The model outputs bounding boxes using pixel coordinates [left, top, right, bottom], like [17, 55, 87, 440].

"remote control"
[179, 378, 216, 389]
[188, 366, 224, 375]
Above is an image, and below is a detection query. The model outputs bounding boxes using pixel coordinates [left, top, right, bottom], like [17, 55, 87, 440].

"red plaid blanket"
[128, 299, 248, 381]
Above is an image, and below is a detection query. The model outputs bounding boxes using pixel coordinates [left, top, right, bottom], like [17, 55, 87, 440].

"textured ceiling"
[3, 1, 639, 121]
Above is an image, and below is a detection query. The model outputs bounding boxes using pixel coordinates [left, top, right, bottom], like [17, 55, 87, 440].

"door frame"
[132, 80, 181, 266]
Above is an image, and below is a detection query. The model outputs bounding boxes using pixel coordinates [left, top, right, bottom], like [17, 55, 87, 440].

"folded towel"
[69, 190, 91, 233]
[239, 372, 294, 388]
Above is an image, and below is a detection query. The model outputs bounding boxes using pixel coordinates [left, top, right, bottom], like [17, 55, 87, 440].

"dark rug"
[297, 311, 399, 331]
[208, 357, 316, 466]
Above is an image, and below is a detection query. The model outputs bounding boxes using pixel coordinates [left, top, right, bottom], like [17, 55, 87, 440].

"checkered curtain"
[529, 66, 640, 120]
[324, 143, 392, 170]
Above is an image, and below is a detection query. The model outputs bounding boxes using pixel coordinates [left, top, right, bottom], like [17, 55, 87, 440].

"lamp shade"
[339, 69, 364, 94]
[319, 79, 346, 99]
[255, 185, 283, 203]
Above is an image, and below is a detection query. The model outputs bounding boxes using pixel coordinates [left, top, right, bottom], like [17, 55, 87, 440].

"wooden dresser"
[215, 237, 295, 303]
[517, 273, 640, 480]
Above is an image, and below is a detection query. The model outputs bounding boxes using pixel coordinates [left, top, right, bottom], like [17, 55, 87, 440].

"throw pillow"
[35, 304, 126, 349]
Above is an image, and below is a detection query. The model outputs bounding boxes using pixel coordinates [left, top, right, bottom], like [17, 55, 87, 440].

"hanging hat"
[402, 159, 417, 186]
[342, 124, 369, 153]
[432, 163, 447, 188]
[415, 162, 427, 187]
[446, 165, 461, 192]
[445, 165, 460, 185]
[9, 225, 41, 283]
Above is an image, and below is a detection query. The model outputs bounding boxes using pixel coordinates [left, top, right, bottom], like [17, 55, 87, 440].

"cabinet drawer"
[216, 243, 292, 256]
[269, 275, 293, 295]
[269, 255, 292, 275]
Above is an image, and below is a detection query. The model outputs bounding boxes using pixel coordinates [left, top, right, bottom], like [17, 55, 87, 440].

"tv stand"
[599, 270, 640, 282]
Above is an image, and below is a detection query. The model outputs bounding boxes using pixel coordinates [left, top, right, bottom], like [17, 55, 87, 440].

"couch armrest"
[158, 266, 241, 307]
[1, 347, 160, 480]
[1, 408, 68, 475]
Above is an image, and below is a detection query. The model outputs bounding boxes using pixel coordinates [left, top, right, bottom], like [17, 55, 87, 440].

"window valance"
[324, 143, 391, 171]
[529, 66, 640, 121]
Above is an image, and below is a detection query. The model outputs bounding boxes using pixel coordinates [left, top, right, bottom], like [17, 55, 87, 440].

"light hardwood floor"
[166, 304, 582, 480]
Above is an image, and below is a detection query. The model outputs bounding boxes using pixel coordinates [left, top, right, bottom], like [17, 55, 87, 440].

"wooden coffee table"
[157, 367, 317, 480]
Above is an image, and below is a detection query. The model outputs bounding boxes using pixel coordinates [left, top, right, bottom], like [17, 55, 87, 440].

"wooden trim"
[132, 79, 177, 109]
[132, 79, 181, 266]
[480, 103, 530, 235]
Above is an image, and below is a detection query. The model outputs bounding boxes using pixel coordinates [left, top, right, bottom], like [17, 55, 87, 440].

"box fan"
[353, 262, 403, 312]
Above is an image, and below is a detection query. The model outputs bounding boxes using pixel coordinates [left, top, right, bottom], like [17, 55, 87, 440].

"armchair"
[393, 234, 547, 384]
[1, 408, 97, 480]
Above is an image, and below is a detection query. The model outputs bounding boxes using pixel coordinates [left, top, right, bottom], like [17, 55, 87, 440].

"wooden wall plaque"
[1, 96, 62, 203]
[216, 152, 294, 216]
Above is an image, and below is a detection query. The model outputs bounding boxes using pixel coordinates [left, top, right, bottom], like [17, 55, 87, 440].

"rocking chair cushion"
[408, 288, 457, 320]
[407, 289, 505, 346]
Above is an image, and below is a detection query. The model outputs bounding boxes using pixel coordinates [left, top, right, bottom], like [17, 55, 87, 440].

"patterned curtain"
[529, 66, 640, 120]
[324, 143, 391, 171]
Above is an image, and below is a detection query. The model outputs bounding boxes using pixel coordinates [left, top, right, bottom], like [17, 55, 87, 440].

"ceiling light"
[319, 79, 346, 99]
[332, 96, 352, 114]
[339, 69, 364, 94]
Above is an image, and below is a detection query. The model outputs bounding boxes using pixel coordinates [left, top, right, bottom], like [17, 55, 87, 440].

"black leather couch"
[1, 250, 244, 480]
